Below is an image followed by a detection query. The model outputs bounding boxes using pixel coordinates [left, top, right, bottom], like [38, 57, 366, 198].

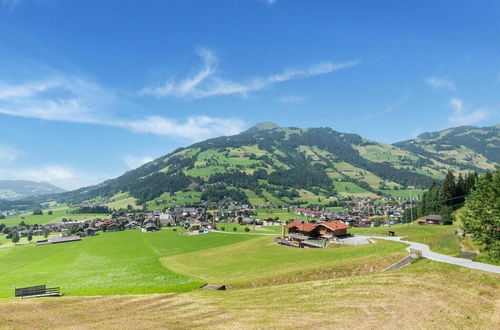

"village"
[0, 196, 445, 249]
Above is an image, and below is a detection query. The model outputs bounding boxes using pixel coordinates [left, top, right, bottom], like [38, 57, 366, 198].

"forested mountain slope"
[52, 123, 499, 207]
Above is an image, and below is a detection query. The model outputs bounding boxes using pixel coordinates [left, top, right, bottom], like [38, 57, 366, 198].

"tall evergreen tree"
[461, 168, 500, 259]
[441, 170, 456, 204]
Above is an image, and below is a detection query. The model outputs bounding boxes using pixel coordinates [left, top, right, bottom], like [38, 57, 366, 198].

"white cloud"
[0, 165, 99, 190]
[0, 145, 23, 162]
[0, 74, 246, 142]
[425, 76, 456, 90]
[122, 155, 154, 169]
[448, 98, 490, 126]
[279, 95, 305, 104]
[120, 115, 245, 142]
[142, 49, 357, 99]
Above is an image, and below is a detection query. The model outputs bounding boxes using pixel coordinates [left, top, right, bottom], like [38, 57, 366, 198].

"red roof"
[285, 220, 350, 232]
[297, 208, 323, 215]
[285, 221, 317, 232]
[320, 221, 351, 231]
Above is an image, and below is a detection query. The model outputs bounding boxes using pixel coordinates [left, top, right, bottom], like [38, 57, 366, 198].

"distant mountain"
[0, 180, 66, 200]
[51, 123, 499, 208]
[394, 125, 499, 172]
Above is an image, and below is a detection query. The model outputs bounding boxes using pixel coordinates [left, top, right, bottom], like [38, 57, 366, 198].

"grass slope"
[0, 260, 497, 329]
[0, 230, 253, 297]
[162, 236, 406, 286]
[0, 210, 107, 227]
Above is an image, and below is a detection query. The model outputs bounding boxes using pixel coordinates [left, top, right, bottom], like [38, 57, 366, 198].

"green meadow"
[0, 210, 106, 227]
[0, 229, 253, 297]
[350, 222, 462, 256]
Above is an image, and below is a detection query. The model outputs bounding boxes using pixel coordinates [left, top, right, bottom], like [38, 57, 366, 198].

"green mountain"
[394, 125, 499, 172]
[54, 124, 499, 208]
[0, 180, 65, 200]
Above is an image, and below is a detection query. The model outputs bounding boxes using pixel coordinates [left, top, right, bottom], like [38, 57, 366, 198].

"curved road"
[360, 235, 500, 274]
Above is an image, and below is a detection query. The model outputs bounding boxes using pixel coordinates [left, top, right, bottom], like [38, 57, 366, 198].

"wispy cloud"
[361, 91, 411, 120]
[119, 115, 245, 142]
[425, 76, 456, 90]
[2, 0, 22, 8]
[0, 145, 23, 162]
[142, 49, 358, 99]
[264, 0, 276, 4]
[122, 155, 154, 169]
[0, 165, 102, 190]
[279, 95, 305, 104]
[0, 73, 245, 142]
[448, 98, 490, 126]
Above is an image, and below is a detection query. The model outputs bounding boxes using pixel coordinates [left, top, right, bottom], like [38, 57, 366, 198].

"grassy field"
[0, 229, 253, 297]
[145, 191, 202, 210]
[163, 236, 406, 286]
[333, 181, 378, 197]
[0, 210, 108, 227]
[351, 222, 462, 256]
[0, 259, 498, 329]
[378, 189, 426, 198]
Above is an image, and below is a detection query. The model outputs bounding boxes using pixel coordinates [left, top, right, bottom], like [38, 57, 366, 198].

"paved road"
[359, 235, 500, 274]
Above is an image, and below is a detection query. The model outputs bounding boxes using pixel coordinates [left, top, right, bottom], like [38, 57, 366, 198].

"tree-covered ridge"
[394, 125, 500, 168]
[46, 124, 499, 207]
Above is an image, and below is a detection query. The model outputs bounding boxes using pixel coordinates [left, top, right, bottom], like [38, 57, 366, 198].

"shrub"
[221, 226, 225, 231]
[233, 227, 237, 232]
[244, 227, 250, 232]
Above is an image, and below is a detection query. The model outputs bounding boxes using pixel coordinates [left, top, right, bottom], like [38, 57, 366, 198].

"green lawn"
[378, 189, 426, 198]
[0, 229, 254, 297]
[350, 222, 462, 256]
[0, 210, 107, 227]
[162, 236, 406, 286]
[333, 182, 378, 197]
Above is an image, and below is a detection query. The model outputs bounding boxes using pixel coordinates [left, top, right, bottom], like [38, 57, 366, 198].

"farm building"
[418, 214, 442, 225]
[286, 220, 350, 238]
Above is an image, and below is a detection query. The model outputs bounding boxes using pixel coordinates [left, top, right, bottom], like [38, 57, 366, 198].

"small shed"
[426, 214, 442, 225]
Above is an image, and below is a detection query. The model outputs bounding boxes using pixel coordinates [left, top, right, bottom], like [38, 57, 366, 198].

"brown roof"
[320, 221, 351, 231]
[285, 220, 350, 232]
[285, 221, 317, 232]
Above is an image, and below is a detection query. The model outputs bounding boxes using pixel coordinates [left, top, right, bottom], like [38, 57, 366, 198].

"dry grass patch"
[0, 260, 498, 329]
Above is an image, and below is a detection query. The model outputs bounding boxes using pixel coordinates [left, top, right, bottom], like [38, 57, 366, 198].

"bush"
[233, 227, 237, 232]
[221, 226, 225, 231]
[244, 227, 250, 232]
[172, 228, 177, 231]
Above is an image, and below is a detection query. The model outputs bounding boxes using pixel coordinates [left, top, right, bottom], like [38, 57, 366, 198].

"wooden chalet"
[285, 220, 350, 239]
[418, 214, 442, 225]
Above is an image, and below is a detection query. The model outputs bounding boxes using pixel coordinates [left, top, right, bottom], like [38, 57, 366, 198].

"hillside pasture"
[378, 189, 426, 198]
[350, 222, 462, 256]
[162, 236, 406, 286]
[333, 181, 378, 197]
[0, 210, 108, 227]
[0, 260, 498, 329]
[0, 229, 253, 297]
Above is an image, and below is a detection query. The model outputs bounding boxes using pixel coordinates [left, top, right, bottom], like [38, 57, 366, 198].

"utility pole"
[409, 186, 414, 224]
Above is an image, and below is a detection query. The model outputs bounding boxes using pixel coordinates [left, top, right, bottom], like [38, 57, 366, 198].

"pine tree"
[461, 169, 500, 259]
[441, 170, 456, 204]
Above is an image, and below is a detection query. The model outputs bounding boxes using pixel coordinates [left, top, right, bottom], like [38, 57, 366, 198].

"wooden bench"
[15, 285, 61, 298]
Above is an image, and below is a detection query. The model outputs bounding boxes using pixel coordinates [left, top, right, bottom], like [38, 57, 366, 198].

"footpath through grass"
[0, 229, 254, 297]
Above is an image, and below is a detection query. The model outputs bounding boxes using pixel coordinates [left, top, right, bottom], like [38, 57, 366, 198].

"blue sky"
[0, 0, 499, 190]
